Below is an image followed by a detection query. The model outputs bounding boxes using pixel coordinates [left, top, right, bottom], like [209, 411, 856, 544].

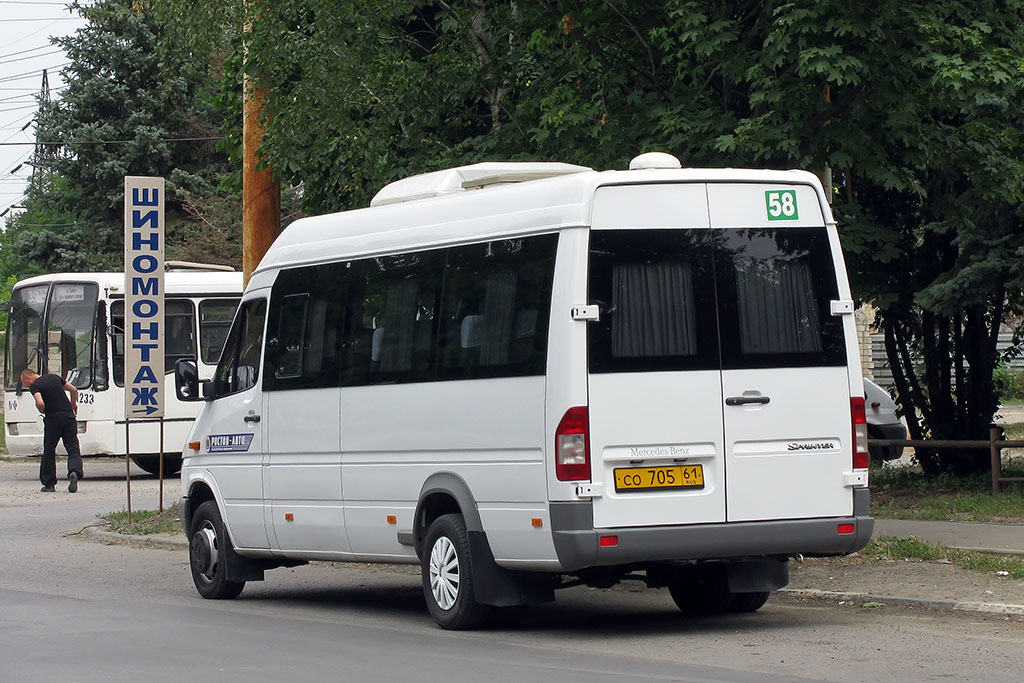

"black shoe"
[40, 485, 55, 493]
[68, 472, 78, 493]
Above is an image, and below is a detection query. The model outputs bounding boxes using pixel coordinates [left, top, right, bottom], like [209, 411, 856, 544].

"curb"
[779, 588, 1024, 617]
[80, 525, 188, 551]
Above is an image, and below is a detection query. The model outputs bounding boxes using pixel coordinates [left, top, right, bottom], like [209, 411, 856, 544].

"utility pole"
[241, 1, 281, 286]
[242, 76, 280, 285]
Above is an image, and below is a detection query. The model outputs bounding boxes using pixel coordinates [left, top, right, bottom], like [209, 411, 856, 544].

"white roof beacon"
[628, 152, 682, 170]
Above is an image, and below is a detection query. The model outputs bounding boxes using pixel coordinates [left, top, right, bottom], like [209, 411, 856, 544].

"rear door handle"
[725, 396, 771, 406]
[243, 414, 261, 423]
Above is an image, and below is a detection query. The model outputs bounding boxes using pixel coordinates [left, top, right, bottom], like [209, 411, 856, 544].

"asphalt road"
[2, 457, 1024, 683]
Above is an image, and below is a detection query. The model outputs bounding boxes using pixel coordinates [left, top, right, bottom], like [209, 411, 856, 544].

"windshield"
[45, 283, 100, 388]
[4, 284, 48, 389]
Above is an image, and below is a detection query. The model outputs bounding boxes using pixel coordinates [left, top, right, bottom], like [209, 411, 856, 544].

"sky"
[0, 0, 89, 219]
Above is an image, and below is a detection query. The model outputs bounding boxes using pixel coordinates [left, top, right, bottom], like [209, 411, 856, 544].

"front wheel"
[189, 501, 244, 600]
[131, 453, 182, 477]
[421, 514, 490, 630]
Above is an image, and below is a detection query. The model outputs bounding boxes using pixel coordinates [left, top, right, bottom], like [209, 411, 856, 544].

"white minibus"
[4, 265, 242, 475]
[175, 153, 873, 629]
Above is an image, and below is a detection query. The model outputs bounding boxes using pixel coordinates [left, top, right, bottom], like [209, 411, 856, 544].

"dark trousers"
[40, 412, 83, 487]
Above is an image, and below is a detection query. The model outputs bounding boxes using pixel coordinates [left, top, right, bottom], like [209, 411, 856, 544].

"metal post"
[990, 425, 1002, 495]
[125, 418, 132, 524]
[159, 416, 165, 512]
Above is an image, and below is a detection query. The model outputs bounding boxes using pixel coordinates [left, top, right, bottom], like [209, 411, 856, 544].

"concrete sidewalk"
[874, 518, 1024, 556]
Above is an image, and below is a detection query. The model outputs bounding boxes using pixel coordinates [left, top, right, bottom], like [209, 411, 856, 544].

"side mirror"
[174, 358, 207, 402]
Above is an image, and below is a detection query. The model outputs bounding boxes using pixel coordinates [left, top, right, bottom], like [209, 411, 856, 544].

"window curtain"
[735, 258, 821, 354]
[611, 262, 697, 358]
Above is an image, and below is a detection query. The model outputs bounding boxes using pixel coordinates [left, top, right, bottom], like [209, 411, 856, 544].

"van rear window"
[588, 228, 846, 373]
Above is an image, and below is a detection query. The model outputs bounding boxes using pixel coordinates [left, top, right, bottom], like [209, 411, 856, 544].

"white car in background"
[864, 378, 906, 463]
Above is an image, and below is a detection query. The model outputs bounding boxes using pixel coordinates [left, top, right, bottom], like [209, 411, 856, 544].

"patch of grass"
[100, 507, 182, 536]
[871, 453, 1024, 522]
[868, 536, 1024, 580]
[1003, 422, 1024, 440]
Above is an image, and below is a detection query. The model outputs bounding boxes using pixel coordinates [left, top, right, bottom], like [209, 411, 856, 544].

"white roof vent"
[629, 152, 682, 170]
[370, 161, 592, 207]
[165, 261, 235, 272]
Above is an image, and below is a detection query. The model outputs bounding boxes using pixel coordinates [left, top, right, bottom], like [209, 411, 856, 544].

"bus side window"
[110, 301, 125, 386]
[341, 253, 442, 387]
[199, 299, 240, 364]
[264, 264, 344, 391]
[164, 299, 197, 374]
[437, 234, 557, 380]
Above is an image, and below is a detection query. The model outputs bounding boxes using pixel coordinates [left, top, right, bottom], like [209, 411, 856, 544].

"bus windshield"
[4, 282, 99, 390]
[4, 284, 48, 389]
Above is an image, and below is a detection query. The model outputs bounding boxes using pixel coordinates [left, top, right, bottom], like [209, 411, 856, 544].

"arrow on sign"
[131, 406, 160, 416]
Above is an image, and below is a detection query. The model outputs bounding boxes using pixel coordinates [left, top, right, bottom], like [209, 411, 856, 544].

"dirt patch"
[788, 552, 1024, 611]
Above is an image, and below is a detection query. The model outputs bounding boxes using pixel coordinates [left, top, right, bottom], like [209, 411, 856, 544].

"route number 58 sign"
[765, 189, 799, 221]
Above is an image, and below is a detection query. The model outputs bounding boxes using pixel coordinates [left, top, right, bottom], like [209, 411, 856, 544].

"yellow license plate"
[614, 465, 704, 492]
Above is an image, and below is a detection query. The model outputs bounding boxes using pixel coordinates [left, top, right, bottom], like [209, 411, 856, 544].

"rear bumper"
[550, 489, 874, 571]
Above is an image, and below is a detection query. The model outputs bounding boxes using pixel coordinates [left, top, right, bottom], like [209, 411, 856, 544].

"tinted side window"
[340, 252, 443, 386]
[716, 228, 846, 369]
[437, 235, 557, 379]
[265, 264, 345, 390]
[213, 298, 267, 396]
[588, 230, 720, 373]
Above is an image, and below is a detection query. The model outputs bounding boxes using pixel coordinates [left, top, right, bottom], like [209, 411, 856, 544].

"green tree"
[1, 0, 242, 277]
[158, 0, 1024, 473]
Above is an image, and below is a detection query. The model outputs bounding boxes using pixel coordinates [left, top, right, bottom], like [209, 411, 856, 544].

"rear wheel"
[422, 514, 490, 630]
[728, 591, 771, 613]
[189, 501, 244, 600]
[667, 565, 732, 616]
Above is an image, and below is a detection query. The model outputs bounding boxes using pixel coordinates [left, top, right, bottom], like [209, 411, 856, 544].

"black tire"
[131, 453, 182, 477]
[189, 500, 245, 600]
[668, 565, 732, 616]
[421, 514, 490, 630]
[728, 591, 771, 613]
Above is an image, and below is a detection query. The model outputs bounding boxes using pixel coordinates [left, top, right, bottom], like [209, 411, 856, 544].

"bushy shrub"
[994, 363, 1024, 404]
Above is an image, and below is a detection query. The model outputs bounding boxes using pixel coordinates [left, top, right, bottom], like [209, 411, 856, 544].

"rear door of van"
[587, 181, 855, 529]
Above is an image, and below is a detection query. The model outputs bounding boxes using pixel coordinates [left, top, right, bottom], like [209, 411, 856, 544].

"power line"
[0, 64, 71, 84]
[0, 44, 56, 61]
[0, 136, 224, 146]
[0, 18, 82, 23]
[1, 48, 65, 65]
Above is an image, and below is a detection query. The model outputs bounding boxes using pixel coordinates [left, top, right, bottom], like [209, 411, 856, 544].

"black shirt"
[30, 374, 74, 415]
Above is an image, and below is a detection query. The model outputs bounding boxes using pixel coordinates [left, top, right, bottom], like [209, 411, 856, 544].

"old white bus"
[176, 153, 872, 629]
[4, 264, 242, 475]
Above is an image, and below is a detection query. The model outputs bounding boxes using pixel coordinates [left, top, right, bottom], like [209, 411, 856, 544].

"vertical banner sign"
[124, 177, 165, 419]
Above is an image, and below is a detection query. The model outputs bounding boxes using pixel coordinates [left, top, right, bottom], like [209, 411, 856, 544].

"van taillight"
[555, 406, 590, 481]
[851, 397, 869, 470]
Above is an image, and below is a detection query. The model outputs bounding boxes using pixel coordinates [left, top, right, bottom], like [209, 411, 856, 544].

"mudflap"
[725, 559, 790, 593]
[468, 531, 555, 607]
